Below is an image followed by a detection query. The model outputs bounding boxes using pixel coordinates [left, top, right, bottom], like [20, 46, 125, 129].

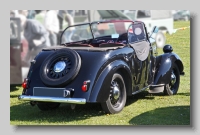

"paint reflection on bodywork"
[108, 64, 112, 70]
[154, 56, 172, 85]
[163, 58, 171, 73]
[105, 53, 110, 59]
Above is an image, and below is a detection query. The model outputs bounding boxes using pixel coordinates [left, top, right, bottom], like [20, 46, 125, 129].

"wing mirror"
[149, 26, 159, 38]
[149, 26, 166, 48]
[152, 26, 159, 33]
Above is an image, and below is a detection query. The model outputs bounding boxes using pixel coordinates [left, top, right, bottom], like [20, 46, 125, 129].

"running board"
[132, 86, 149, 95]
[131, 84, 165, 95]
[148, 84, 165, 93]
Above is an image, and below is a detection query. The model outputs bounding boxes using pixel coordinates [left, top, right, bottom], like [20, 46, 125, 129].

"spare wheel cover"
[40, 48, 81, 86]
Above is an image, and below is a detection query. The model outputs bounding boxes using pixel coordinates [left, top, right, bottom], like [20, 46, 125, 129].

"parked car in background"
[122, 10, 172, 48]
[122, 10, 174, 34]
[73, 10, 131, 24]
[173, 10, 190, 21]
[18, 20, 184, 114]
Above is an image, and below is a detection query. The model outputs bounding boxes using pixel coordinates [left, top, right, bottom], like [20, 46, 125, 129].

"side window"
[128, 23, 147, 44]
[137, 10, 151, 18]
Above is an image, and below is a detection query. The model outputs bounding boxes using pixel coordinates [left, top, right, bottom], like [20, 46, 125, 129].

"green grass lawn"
[10, 21, 190, 125]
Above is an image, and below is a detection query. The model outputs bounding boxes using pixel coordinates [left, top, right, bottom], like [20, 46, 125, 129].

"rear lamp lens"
[81, 80, 90, 92]
[22, 82, 27, 89]
[22, 78, 28, 89]
[81, 85, 87, 92]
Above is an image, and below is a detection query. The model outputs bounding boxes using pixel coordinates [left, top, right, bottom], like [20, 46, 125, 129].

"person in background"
[10, 10, 30, 67]
[57, 10, 66, 31]
[65, 12, 74, 27]
[62, 12, 75, 42]
[10, 10, 19, 17]
[27, 10, 36, 19]
[57, 10, 75, 31]
[18, 10, 29, 18]
[18, 10, 36, 19]
[67, 10, 75, 18]
[44, 10, 59, 46]
[18, 14, 50, 66]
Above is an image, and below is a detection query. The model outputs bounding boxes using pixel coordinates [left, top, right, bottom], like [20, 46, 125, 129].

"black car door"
[127, 22, 152, 92]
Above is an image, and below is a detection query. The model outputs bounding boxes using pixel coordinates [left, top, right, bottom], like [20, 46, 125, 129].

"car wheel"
[40, 49, 81, 87]
[101, 73, 127, 114]
[164, 64, 180, 95]
[155, 32, 166, 48]
[37, 102, 60, 111]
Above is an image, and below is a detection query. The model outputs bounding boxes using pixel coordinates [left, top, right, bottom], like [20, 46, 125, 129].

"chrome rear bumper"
[18, 95, 86, 104]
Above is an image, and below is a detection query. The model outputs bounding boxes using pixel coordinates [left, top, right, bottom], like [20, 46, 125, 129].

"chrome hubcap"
[54, 61, 66, 73]
[110, 80, 122, 107]
[171, 71, 176, 85]
[113, 86, 120, 100]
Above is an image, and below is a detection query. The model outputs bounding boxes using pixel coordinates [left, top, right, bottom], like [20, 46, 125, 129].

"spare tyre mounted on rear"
[40, 48, 81, 87]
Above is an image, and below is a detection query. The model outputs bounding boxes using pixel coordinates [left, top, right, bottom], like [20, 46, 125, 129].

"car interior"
[62, 22, 148, 49]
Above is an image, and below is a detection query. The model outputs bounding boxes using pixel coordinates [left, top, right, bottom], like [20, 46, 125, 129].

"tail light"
[81, 80, 90, 92]
[22, 78, 28, 89]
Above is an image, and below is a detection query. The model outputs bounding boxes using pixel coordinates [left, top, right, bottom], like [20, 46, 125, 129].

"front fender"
[154, 52, 184, 85]
[89, 60, 132, 102]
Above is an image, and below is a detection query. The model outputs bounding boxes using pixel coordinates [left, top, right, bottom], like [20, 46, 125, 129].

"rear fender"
[89, 60, 132, 102]
[154, 52, 184, 85]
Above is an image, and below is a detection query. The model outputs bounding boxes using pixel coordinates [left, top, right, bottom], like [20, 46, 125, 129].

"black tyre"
[164, 64, 180, 95]
[155, 32, 166, 48]
[101, 73, 127, 114]
[37, 102, 60, 111]
[40, 49, 81, 87]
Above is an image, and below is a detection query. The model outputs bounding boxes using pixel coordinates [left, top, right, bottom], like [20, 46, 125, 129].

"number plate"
[33, 87, 67, 97]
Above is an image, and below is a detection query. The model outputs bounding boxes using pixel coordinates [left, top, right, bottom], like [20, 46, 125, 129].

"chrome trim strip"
[150, 84, 165, 87]
[18, 95, 86, 104]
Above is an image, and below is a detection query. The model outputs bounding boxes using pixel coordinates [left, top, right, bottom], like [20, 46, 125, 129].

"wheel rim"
[47, 56, 72, 79]
[110, 79, 123, 108]
[169, 69, 178, 92]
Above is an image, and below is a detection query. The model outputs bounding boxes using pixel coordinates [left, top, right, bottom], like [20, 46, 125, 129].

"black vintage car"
[18, 20, 184, 114]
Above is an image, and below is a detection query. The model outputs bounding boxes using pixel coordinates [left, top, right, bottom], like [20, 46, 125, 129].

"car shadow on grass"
[177, 92, 190, 96]
[126, 91, 155, 106]
[10, 94, 20, 98]
[10, 91, 156, 125]
[129, 105, 190, 125]
[10, 101, 106, 124]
